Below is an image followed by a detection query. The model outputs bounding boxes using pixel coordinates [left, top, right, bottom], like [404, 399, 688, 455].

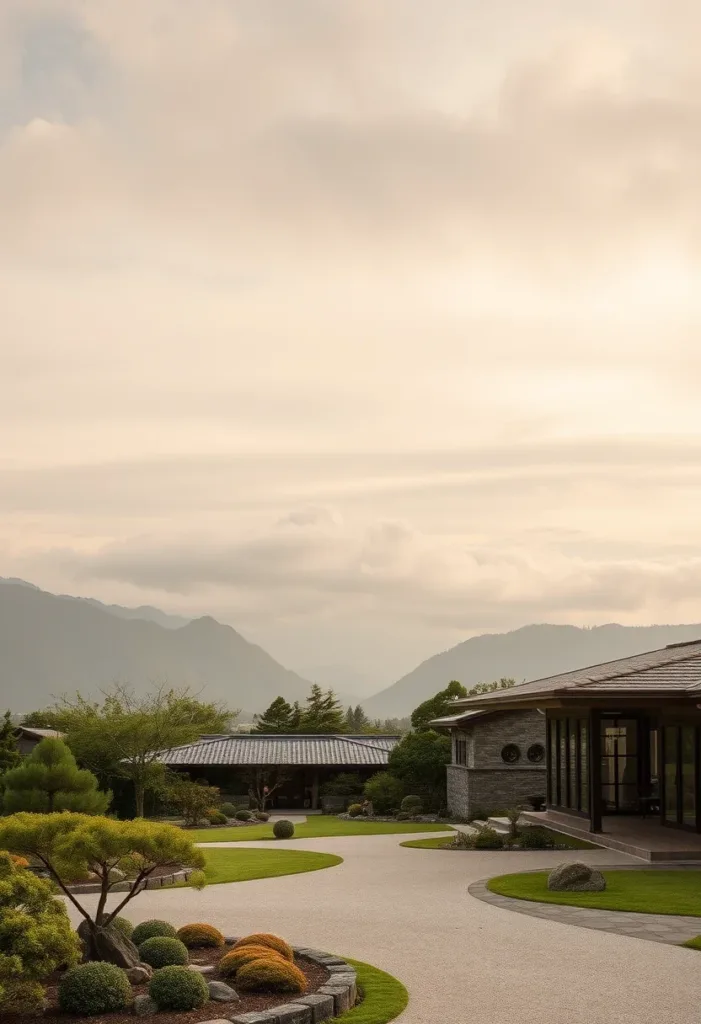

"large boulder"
[547, 861, 606, 892]
[77, 919, 141, 968]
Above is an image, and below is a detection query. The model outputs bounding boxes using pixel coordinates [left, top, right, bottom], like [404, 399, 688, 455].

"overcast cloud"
[2, 1, 701, 691]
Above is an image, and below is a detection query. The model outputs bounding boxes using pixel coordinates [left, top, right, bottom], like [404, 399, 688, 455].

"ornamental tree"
[0, 813, 206, 962]
[0, 710, 21, 775]
[167, 775, 221, 826]
[387, 730, 452, 810]
[0, 851, 81, 1014]
[2, 738, 111, 815]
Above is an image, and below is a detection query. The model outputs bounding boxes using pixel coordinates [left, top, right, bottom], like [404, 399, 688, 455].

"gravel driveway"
[64, 833, 700, 1024]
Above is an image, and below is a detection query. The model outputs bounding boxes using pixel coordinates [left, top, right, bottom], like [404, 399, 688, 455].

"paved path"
[65, 834, 701, 1024]
[469, 877, 701, 945]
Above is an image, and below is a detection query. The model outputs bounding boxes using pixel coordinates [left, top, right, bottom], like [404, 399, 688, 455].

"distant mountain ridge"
[0, 580, 314, 714]
[363, 622, 701, 717]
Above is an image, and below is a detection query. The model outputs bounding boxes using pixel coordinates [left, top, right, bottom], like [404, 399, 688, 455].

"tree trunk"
[134, 781, 145, 818]
[77, 919, 141, 967]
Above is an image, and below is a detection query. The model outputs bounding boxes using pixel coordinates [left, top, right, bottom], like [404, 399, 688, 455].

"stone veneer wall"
[447, 710, 546, 818]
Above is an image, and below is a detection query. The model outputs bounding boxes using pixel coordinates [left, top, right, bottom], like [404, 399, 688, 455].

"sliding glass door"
[600, 718, 639, 813]
[663, 725, 698, 829]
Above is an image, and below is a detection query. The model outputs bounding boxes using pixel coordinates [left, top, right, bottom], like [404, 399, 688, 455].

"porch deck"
[522, 810, 701, 862]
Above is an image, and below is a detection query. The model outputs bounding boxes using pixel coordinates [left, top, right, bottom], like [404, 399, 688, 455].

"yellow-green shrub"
[234, 932, 294, 961]
[236, 957, 307, 994]
[176, 922, 225, 948]
[219, 945, 285, 977]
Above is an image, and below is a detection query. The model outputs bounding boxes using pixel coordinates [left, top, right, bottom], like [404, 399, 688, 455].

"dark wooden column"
[311, 771, 320, 811]
[589, 709, 602, 833]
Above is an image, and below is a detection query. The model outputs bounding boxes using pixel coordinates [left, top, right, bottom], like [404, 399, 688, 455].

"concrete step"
[487, 816, 514, 835]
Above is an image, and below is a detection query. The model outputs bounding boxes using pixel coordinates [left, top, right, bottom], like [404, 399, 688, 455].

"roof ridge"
[577, 645, 701, 686]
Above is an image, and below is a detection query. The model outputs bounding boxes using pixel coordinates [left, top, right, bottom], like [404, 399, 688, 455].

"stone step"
[487, 816, 513, 834]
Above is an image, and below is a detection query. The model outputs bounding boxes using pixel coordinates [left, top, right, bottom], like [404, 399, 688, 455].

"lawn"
[400, 828, 599, 851]
[193, 818, 454, 843]
[193, 846, 342, 884]
[337, 958, 408, 1024]
[488, 870, 701, 916]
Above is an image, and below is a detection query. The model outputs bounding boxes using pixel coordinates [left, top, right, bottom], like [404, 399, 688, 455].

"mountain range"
[1, 578, 700, 719]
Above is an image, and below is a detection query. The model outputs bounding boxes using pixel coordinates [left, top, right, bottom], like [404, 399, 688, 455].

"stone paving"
[63, 833, 701, 1024]
[468, 876, 701, 945]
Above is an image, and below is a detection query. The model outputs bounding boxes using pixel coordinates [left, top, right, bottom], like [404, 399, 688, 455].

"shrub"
[205, 809, 229, 825]
[138, 936, 189, 968]
[505, 807, 524, 838]
[364, 772, 404, 815]
[255, 811, 270, 821]
[234, 933, 294, 962]
[473, 827, 504, 850]
[220, 802, 236, 817]
[8, 854, 29, 869]
[235, 809, 253, 821]
[2, 738, 111, 816]
[149, 965, 209, 1011]
[0, 851, 80, 1015]
[516, 826, 555, 850]
[58, 962, 132, 1016]
[401, 795, 423, 814]
[396, 811, 411, 821]
[236, 958, 307, 994]
[273, 819, 294, 839]
[132, 918, 177, 945]
[220, 945, 285, 978]
[177, 923, 225, 948]
[111, 916, 134, 939]
[347, 803, 363, 817]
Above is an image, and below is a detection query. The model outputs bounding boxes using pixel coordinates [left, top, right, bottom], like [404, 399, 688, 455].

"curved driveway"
[66, 834, 700, 1024]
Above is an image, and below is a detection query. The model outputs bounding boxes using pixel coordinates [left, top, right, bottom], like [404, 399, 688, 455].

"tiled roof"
[429, 710, 490, 728]
[452, 640, 701, 709]
[157, 734, 400, 767]
[15, 726, 65, 740]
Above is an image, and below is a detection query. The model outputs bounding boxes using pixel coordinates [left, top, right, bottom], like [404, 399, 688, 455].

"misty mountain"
[363, 622, 701, 717]
[0, 581, 314, 714]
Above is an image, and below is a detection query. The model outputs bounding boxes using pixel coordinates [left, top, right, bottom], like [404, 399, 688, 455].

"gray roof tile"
[157, 734, 400, 767]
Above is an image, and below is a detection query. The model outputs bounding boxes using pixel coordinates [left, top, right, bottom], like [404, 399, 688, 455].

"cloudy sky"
[2, 0, 701, 694]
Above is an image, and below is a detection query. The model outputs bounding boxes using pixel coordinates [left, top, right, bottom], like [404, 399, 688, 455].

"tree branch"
[37, 855, 93, 925]
[102, 867, 155, 925]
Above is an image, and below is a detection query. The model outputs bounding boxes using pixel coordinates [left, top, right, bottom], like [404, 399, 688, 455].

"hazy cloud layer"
[1, 1, 700, 689]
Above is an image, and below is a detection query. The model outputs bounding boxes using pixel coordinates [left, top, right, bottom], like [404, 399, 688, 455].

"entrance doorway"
[600, 718, 640, 813]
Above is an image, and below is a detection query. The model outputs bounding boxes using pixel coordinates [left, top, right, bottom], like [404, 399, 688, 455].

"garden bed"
[4, 950, 330, 1024]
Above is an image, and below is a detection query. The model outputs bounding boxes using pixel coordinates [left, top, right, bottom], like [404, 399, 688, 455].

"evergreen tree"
[410, 680, 468, 731]
[352, 704, 371, 732]
[345, 706, 355, 731]
[2, 738, 111, 814]
[0, 710, 21, 775]
[254, 696, 296, 733]
[301, 685, 346, 733]
[290, 701, 303, 730]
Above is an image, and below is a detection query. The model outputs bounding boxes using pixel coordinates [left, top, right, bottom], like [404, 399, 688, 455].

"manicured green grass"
[337, 958, 408, 1024]
[193, 818, 454, 843]
[175, 847, 342, 885]
[488, 870, 701, 916]
[400, 828, 598, 851]
[681, 935, 701, 950]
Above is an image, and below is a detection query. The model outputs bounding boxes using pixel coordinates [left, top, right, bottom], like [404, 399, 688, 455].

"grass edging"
[338, 958, 408, 1024]
[400, 828, 598, 852]
[169, 847, 343, 886]
[193, 819, 454, 843]
[400, 836, 453, 850]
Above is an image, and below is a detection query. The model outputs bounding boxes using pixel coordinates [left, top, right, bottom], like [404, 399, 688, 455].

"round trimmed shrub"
[235, 809, 253, 821]
[473, 827, 504, 850]
[111, 916, 134, 939]
[58, 962, 132, 1016]
[273, 819, 294, 839]
[139, 936, 189, 968]
[132, 918, 177, 945]
[347, 803, 363, 817]
[177, 923, 225, 949]
[517, 826, 555, 850]
[401, 795, 423, 814]
[220, 802, 236, 817]
[236, 957, 307, 994]
[234, 933, 294, 962]
[206, 809, 229, 825]
[220, 945, 285, 978]
[396, 811, 411, 821]
[255, 810, 270, 821]
[149, 965, 209, 1011]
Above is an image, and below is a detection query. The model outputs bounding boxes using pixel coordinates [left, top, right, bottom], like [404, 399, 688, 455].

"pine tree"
[254, 696, 295, 733]
[2, 737, 111, 814]
[301, 685, 346, 733]
[0, 710, 21, 775]
[352, 704, 371, 732]
[345, 706, 355, 731]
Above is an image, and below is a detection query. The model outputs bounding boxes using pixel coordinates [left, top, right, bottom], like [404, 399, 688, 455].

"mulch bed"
[5, 950, 329, 1024]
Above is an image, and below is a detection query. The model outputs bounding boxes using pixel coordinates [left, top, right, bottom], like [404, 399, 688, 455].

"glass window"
[569, 720, 578, 809]
[682, 727, 696, 827]
[665, 726, 679, 824]
[559, 722, 568, 808]
[579, 719, 589, 813]
[549, 719, 559, 805]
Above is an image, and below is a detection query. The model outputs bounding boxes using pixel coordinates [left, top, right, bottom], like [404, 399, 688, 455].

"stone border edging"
[67, 869, 193, 894]
[203, 942, 357, 1024]
[468, 871, 701, 946]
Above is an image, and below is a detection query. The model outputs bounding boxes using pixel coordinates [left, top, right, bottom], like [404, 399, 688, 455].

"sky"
[2, 0, 701, 695]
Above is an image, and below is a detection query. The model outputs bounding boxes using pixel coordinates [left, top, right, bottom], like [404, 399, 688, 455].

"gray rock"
[229, 1013, 281, 1024]
[547, 861, 606, 892]
[207, 981, 240, 1003]
[274, 1004, 312, 1024]
[318, 985, 352, 1015]
[189, 963, 216, 975]
[294, 993, 335, 1022]
[77, 919, 141, 968]
[125, 964, 153, 984]
[133, 995, 158, 1016]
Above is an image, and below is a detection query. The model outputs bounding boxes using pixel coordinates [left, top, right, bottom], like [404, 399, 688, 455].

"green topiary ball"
[58, 962, 132, 1016]
[235, 809, 252, 821]
[219, 802, 236, 817]
[206, 809, 228, 825]
[273, 819, 294, 839]
[111, 916, 134, 939]
[149, 965, 209, 1010]
[347, 803, 363, 817]
[400, 795, 423, 814]
[255, 811, 270, 822]
[138, 936, 189, 968]
[132, 919, 177, 945]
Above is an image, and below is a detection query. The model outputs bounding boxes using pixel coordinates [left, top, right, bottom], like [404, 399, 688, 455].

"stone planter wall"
[67, 869, 193, 894]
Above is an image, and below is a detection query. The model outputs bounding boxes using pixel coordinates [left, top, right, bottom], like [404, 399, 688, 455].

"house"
[156, 733, 400, 810]
[430, 707, 546, 819]
[448, 639, 701, 857]
[13, 726, 65, 756]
